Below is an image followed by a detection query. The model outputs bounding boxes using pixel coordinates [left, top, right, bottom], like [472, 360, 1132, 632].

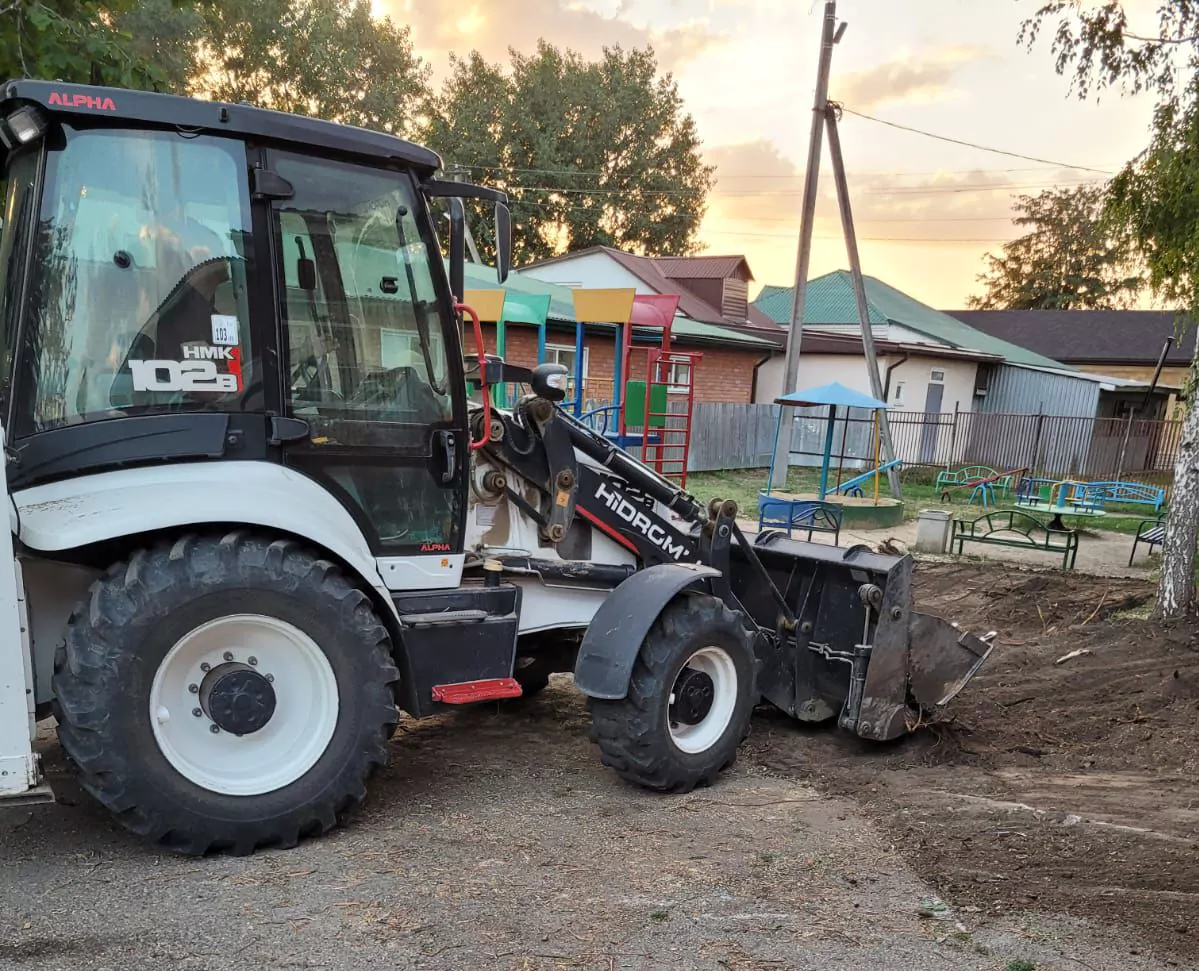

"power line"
[839, 106, 1115, 175]
[498, 179, 1098, 199]
[704, 228, 1014, 243]
[510, 191, 1017, 244]
[458, 161, 1112, 179]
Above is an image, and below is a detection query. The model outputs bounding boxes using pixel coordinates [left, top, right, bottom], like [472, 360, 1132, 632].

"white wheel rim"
[149, 614, 339, 796]
[667, 645, 738, 755]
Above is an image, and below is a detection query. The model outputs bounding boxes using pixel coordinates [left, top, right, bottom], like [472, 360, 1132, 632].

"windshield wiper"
[394, 206, 447, 396]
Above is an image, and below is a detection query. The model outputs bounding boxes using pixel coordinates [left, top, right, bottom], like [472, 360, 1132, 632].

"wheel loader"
[0, 80, 994, 854]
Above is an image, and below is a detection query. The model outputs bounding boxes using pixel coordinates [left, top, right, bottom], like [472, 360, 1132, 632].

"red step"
[431, 678, 523, 704]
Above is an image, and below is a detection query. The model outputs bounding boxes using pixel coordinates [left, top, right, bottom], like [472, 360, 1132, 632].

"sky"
[378, 0, 1161, 310]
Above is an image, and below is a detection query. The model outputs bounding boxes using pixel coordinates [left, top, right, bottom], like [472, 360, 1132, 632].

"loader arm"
[477, 392, 994, 739]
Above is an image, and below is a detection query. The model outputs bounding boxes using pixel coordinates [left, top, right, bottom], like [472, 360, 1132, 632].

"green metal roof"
[459, 261, 777, 349]
[752, 271, 1070, 370]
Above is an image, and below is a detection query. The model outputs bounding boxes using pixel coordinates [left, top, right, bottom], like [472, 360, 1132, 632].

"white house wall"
[520, 253, 653, 293]
[753, 352, 978, 414]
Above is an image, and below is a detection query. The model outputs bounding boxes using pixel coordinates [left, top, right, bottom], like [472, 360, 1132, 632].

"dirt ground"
[2, 563, 1197, 970]
[749, 563, 1199, 962]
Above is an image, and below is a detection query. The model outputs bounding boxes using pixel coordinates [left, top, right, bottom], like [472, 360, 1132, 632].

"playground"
[688, 464, 1169, 577]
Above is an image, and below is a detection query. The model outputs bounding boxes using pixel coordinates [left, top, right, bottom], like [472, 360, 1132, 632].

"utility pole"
[825, 105, 901, 497]
[769, 1, 842, 489]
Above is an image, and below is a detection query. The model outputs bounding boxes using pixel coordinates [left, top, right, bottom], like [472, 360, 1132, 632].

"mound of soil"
[745, 563, 1199, 960]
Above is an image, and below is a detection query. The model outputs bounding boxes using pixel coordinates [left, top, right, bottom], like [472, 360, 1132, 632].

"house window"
[545, 342, 588, 398]
[891, 381, 906, 407]
[930, 368, 946, 383]
[665, 360, 692, 394]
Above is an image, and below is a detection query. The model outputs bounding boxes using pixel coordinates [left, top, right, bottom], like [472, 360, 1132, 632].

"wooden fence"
[681, 403, 1184, 480]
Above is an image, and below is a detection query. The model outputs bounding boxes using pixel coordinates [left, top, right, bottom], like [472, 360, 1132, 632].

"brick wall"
[475, 324, 767, 404]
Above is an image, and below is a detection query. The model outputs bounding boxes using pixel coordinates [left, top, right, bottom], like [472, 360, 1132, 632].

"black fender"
[573, 562, 720, 700]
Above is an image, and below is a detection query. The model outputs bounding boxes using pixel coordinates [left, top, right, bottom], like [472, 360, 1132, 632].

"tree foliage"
[0, 1, 184, 90]
[1023, 1, 1199, 617]
[426, 42, 714, 265]
[191, 0, 429, 134]
[969, 184, 1144, 310]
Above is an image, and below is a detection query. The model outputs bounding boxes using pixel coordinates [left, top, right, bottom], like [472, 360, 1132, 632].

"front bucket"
[855, 609, 994, 741]
[908, 611, 995, 707]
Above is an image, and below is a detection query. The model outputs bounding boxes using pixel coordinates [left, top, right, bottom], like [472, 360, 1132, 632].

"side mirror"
[448, 197, 466, 302]
[495, 203, 512, 283]
[531, 362, 569, 403]
[297, 257, 317, 292]
[294, 235, 317, 291]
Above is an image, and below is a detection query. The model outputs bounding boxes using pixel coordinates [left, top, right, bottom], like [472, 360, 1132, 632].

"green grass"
[1005, 961, 1037, 971]
[685, 467, 1164, 535]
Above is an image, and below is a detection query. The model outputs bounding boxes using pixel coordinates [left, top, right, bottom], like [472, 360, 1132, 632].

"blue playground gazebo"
[767, 382, 890, 500]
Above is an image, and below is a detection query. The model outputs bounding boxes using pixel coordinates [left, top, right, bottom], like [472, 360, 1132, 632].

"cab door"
[265, 150, 469, 590]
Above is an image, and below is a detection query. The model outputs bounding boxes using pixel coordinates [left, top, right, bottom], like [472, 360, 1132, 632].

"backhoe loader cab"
[0, 81, 994, 855]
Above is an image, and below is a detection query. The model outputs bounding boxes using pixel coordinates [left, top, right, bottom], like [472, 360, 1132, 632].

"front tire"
[587, 594, 755, 792]
[53, 532, 399, 855]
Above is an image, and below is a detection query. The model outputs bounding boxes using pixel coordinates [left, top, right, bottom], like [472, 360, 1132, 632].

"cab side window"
[272, 155, 452, 426]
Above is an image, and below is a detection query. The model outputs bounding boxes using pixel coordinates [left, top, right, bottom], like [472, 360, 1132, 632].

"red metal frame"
[456, 302, 491, 451]
[618, 295, 680, 441]
[641, 348, 702, 487]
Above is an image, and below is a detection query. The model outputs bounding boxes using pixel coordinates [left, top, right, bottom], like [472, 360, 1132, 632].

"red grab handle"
[456, 302, 491, 451]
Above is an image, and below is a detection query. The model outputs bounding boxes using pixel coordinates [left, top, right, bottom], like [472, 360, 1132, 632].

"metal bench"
[1129, 515, 1167, 566]
[951, 509, 1079, 570]
[757, 495, 842, 544]
[937, 465, 1015, 495]
[1087, 480, 1167, 513]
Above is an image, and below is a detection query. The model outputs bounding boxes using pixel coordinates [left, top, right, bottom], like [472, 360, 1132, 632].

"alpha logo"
[129, 346, 242, 394]
[420, 542, 452, 552]
[593, 479, 690, 561]
[48, 91, 117, 112]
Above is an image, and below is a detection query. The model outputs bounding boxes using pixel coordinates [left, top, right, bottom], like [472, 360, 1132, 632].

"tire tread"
[52, 530, 398, 856]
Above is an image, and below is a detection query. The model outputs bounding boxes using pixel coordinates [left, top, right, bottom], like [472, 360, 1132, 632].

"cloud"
[832, 45, 991, 111]
[696, 139, 1035, 292]
[378, 0, 725, 75]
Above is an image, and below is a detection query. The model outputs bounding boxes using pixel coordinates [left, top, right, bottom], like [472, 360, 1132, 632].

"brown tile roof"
[594, 248, 781, 338]
[655, 255, 751, 281]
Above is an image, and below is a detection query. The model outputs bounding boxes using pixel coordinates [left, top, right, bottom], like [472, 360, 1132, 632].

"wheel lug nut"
[210, 724, 220, 734]
[223, 652, 234, 662]
[188, 683, 199, 694]
[192, 708, 203, 718]
[200, 663, 210, 672]
[248, 656, 258, 666]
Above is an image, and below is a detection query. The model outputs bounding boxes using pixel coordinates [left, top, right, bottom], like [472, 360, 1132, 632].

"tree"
[426, 42, 714, 265]
[112, 0, 206, 95]
[191, 0, 430, 135]
[969, 183, 1144, 310]
[0, 1, 185, 90]
[1022, 1, 1199, 617]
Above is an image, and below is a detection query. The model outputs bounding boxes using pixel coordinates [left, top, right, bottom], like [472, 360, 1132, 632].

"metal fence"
[886, 409, 1183, 480]
[681, 403, 1184, 480]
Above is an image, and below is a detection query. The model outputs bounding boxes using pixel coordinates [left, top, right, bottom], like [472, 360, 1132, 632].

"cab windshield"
[12, 125, 255, 435]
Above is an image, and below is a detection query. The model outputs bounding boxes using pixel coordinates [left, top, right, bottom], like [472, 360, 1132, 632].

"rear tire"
[587, 594, 755, 792]
[52, 532, 399, 855]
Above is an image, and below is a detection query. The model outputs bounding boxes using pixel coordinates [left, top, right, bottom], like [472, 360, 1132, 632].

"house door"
[919, 380, 945, 463]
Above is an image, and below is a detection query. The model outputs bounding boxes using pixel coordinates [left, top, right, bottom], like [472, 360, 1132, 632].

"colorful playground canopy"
[775, 382, 888, 411]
